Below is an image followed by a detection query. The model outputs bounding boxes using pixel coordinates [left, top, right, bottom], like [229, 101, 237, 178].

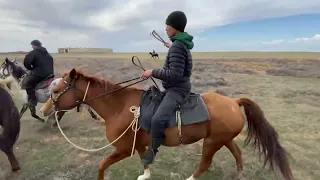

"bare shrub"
[264, 59, 320, 78]
[215, 89, 228, 96]
[191, 76, 228, 88]
[266, 69, 299, 77]
[277, 89, 320, 99]
[193, 61, 257, 75]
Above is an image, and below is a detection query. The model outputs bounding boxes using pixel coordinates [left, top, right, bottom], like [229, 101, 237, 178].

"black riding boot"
[26, 88, 37, 107]
[142, 137, 164, 165]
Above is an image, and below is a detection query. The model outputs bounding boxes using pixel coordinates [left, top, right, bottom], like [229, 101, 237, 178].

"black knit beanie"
[31, 40, 42, 47]
[165, 11, 187, 32]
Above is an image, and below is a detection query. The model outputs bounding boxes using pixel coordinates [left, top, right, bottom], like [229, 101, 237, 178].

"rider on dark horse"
[152, 49, 155, 56]
[141, 10, 194, 165]
[23, 40, 54, 108]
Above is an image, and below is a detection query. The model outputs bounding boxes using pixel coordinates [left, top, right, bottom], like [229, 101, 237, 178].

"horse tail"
[237, 98, 294, 180]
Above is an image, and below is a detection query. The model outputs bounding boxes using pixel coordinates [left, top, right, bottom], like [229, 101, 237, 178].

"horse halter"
[1, 62, 10, 77]
[50, 77, 90, 111]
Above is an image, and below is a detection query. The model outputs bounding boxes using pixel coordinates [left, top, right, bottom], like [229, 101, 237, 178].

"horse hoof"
[51, 123, 57, 128]
[237, 173, 245, 180]
[137, 169, 151, 180]
[186, 175, 197, 180]
[12, 168, 21, 175]
[137, 175, 150, 180]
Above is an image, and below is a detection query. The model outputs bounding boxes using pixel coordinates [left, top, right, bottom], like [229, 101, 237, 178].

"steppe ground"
[0, 52, 319, 180]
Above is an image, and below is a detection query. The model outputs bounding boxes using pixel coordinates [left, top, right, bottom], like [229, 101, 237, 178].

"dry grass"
[0, 52, 319, 180]
[1, 51, 320, 61]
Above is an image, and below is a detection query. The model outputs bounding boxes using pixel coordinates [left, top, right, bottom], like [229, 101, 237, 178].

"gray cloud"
[2, 0, 110, 30]
[1, 0, 320, 52]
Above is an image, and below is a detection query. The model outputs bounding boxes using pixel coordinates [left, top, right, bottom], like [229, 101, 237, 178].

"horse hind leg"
[225, 140, 245, 180]
[6, 149, 20, 173]
[186, 137, 224, 180]
[0, 137, 20, 173]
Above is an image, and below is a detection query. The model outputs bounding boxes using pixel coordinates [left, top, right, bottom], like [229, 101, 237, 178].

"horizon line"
[1, 51, 320, 54]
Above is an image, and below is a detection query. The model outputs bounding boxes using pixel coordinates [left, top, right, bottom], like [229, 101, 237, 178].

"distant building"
[58, 47, 113, 53]
[0, 51, 27, 54]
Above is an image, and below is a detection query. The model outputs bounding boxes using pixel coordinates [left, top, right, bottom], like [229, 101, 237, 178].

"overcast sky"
[1, 0, 320, 53]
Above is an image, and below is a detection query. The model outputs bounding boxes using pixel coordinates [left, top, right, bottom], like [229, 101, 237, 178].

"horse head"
[0, 58, 27, 79]
[50, 68, 122, 112]
[0, 58, 16, 79]
[0, 58, 26, 80]
[50, 68, 93, 111]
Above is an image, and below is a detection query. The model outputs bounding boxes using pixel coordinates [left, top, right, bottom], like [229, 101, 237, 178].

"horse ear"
[69, 69, 77, 79]
[5, 57, 9, 62]
[12, 58, 16, 62]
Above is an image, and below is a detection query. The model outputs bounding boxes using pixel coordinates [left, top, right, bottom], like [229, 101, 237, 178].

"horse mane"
[62, 68, 142, 91]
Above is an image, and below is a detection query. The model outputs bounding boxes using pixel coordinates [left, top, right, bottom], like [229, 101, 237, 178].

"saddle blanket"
[138, 86, 211, 133]
[20, 74, 55, 90]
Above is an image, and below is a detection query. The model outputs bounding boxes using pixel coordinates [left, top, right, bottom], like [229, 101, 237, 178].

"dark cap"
[165, 11, 187, 32]
[31, 40, 42, 47]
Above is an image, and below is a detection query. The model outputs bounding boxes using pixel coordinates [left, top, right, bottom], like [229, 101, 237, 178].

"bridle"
[50, 56, 160, 112]
[50, 76, 88, 112]
[1, 62, 10, 78]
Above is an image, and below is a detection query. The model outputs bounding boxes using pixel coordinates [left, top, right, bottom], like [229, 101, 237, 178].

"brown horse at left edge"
[40, 68, 295, 180]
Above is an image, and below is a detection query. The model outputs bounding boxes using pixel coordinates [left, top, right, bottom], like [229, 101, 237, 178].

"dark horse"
[149, 52, 159, 59]
[0, 58, 100, 124]
[0, 86, 20, 173]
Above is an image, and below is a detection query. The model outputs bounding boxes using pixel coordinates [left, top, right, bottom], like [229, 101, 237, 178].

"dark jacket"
[23, 47, 54, 78]
[152, 32, 194, 102]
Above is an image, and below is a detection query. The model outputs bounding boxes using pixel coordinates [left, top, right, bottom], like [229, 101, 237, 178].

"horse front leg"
[51, 111, 65, 128]
[136, 145, 151, 180]
[97, 149, 131, 180]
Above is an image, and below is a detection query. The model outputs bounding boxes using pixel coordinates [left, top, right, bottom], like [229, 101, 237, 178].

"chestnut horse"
[45, 68, 294, 180]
